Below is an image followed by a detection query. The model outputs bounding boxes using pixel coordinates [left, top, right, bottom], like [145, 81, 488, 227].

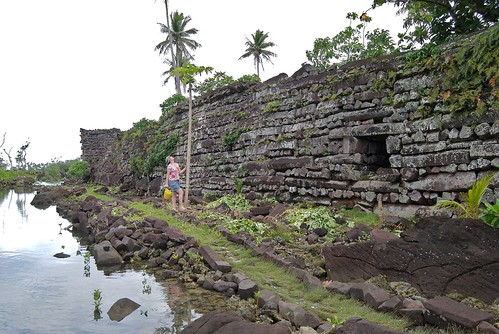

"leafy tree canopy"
[306, 12, 397, 69]
[373, 0, 498, 46]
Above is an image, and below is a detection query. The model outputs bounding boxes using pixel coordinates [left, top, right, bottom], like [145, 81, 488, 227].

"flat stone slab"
[198, 245, 232, 273]
[422, 296, 493, 329]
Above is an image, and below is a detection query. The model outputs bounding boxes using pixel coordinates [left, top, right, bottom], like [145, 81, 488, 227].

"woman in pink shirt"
[166, 156, 186, 212]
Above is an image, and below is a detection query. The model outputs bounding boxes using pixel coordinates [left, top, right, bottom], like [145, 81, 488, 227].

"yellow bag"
[163, 188, 172, 200]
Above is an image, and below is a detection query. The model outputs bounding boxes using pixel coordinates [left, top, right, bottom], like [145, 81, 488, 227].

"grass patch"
[339, 208, 380, 227]
[125, 200, 410, 331]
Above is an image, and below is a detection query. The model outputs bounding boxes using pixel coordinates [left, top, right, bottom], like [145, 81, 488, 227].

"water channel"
[0, 188, 227, 333]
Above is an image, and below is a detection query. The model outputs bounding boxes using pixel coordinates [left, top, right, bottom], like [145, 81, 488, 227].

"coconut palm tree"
[239, 29, 277, 77]
[159, 0, 178, 93]
[155, 11, 201, 94]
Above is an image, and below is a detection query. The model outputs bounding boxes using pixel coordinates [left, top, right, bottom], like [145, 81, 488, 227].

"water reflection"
[0, 189, 231, 333]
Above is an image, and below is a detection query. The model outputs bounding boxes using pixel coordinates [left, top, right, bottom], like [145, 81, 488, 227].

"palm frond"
[435, 199, 467, 216]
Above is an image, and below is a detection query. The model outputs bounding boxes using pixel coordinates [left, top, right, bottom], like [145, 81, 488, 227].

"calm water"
[0, 188, 223, 334]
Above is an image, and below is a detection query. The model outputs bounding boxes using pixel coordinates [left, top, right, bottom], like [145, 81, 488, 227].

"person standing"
[166, 156, 186, 212]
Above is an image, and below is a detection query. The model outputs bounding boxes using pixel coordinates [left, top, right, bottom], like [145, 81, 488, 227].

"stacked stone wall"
[81, 49, 498, 218]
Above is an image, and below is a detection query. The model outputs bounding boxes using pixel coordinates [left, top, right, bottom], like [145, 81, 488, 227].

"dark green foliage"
[222, 129, 243, 149]
[195, 72, 261, 95]
[237, 74, 260, 83]
[481, 199, 499, 228]
[144, 133, 179, 175]
[373, 0, 498, 45]
[441, 25, 499, 116]
[306, 12, 397, 69]
[160, 94, 187, 120]
[67, 160, 91, 181]
[195, 71, 235, 94]
[124, 115, 180, 176]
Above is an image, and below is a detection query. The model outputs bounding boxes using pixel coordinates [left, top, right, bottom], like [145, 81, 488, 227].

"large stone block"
[406, 172, 476, 192]
[401, 150, 470, 167]
[198, 245, 232, 273]
[422, 296, 493, 329]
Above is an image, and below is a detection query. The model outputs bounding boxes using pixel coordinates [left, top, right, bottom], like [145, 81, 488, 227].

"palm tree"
[157, 0, 177, 92]
[239, 29, 277, 77]
[155, 11, 201, 94]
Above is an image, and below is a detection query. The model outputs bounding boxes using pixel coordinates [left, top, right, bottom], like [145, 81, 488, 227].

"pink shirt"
[167, 163, 179, 181]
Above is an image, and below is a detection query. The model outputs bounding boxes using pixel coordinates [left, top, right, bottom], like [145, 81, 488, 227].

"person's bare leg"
[171, 191, 177, 211]
[178, 188, 185, 211]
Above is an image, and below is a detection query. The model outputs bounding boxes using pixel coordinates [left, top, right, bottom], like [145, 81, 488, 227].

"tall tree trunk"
[164, 0, 181, 94]
[184, 83, 193, 206]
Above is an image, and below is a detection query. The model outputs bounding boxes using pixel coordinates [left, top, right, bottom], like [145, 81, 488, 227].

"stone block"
[325, 281, 352, 295]
[198, 245, 232, 273]
[238, 279, 258, 299]
[422, 296, 493, 329]
[378, 296, 403, 312]
[406, 172, 476, 192]
[470, 143, 499, 158]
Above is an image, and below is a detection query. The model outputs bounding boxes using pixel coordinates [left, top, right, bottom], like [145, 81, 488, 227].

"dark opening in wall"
[343, 136, 390, 170]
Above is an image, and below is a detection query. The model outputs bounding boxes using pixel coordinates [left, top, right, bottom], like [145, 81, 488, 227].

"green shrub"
[67, 161, 90, 181]
[284, 206, 339, 231]
[206, 194, 251, 211]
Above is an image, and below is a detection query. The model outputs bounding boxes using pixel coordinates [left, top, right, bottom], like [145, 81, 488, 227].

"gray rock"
[107, 297, 140, 322]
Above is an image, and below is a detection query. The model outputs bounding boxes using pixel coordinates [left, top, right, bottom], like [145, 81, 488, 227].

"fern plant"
[435, 171, 498, 219]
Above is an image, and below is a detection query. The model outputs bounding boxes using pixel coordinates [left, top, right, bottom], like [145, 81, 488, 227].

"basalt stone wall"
[81, 40, 498, 218]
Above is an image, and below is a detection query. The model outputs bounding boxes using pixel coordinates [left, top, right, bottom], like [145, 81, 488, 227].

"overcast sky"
[0, 0, 404, 164]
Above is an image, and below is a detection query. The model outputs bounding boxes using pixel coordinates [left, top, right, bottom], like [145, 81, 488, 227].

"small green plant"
[93, 289, 103, 321]
[253, 290, 261, 318]
[222, 129, 243, 149]
[481, 199, 499, 228]
[327, 315, 345, 327]
[263, 99, 281, 113]
[93, 289, 102, 308]
[234, 177, 244, 194]
[142, 272, 152, 295]
[435, 171, 498, 219]
[83, 252, 91, 277]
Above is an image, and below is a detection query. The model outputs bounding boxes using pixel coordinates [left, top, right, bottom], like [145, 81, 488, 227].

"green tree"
[67, 160, 91, 181]
[239, 29, 277, 77]
[195, 72, 261, 95]
[170, 63, 213, 206]
[155, 11, 201, 94]
[306, 12, 396, 69]
[158, 0, 178, 93]
[373, 0, 499, 46]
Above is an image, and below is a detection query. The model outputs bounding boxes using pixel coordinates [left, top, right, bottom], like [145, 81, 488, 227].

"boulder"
[107, 297, 140, 321]
[93, 240, 123, 266]
[180, 310, 291, 334]
[322, 218, 499, 303]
